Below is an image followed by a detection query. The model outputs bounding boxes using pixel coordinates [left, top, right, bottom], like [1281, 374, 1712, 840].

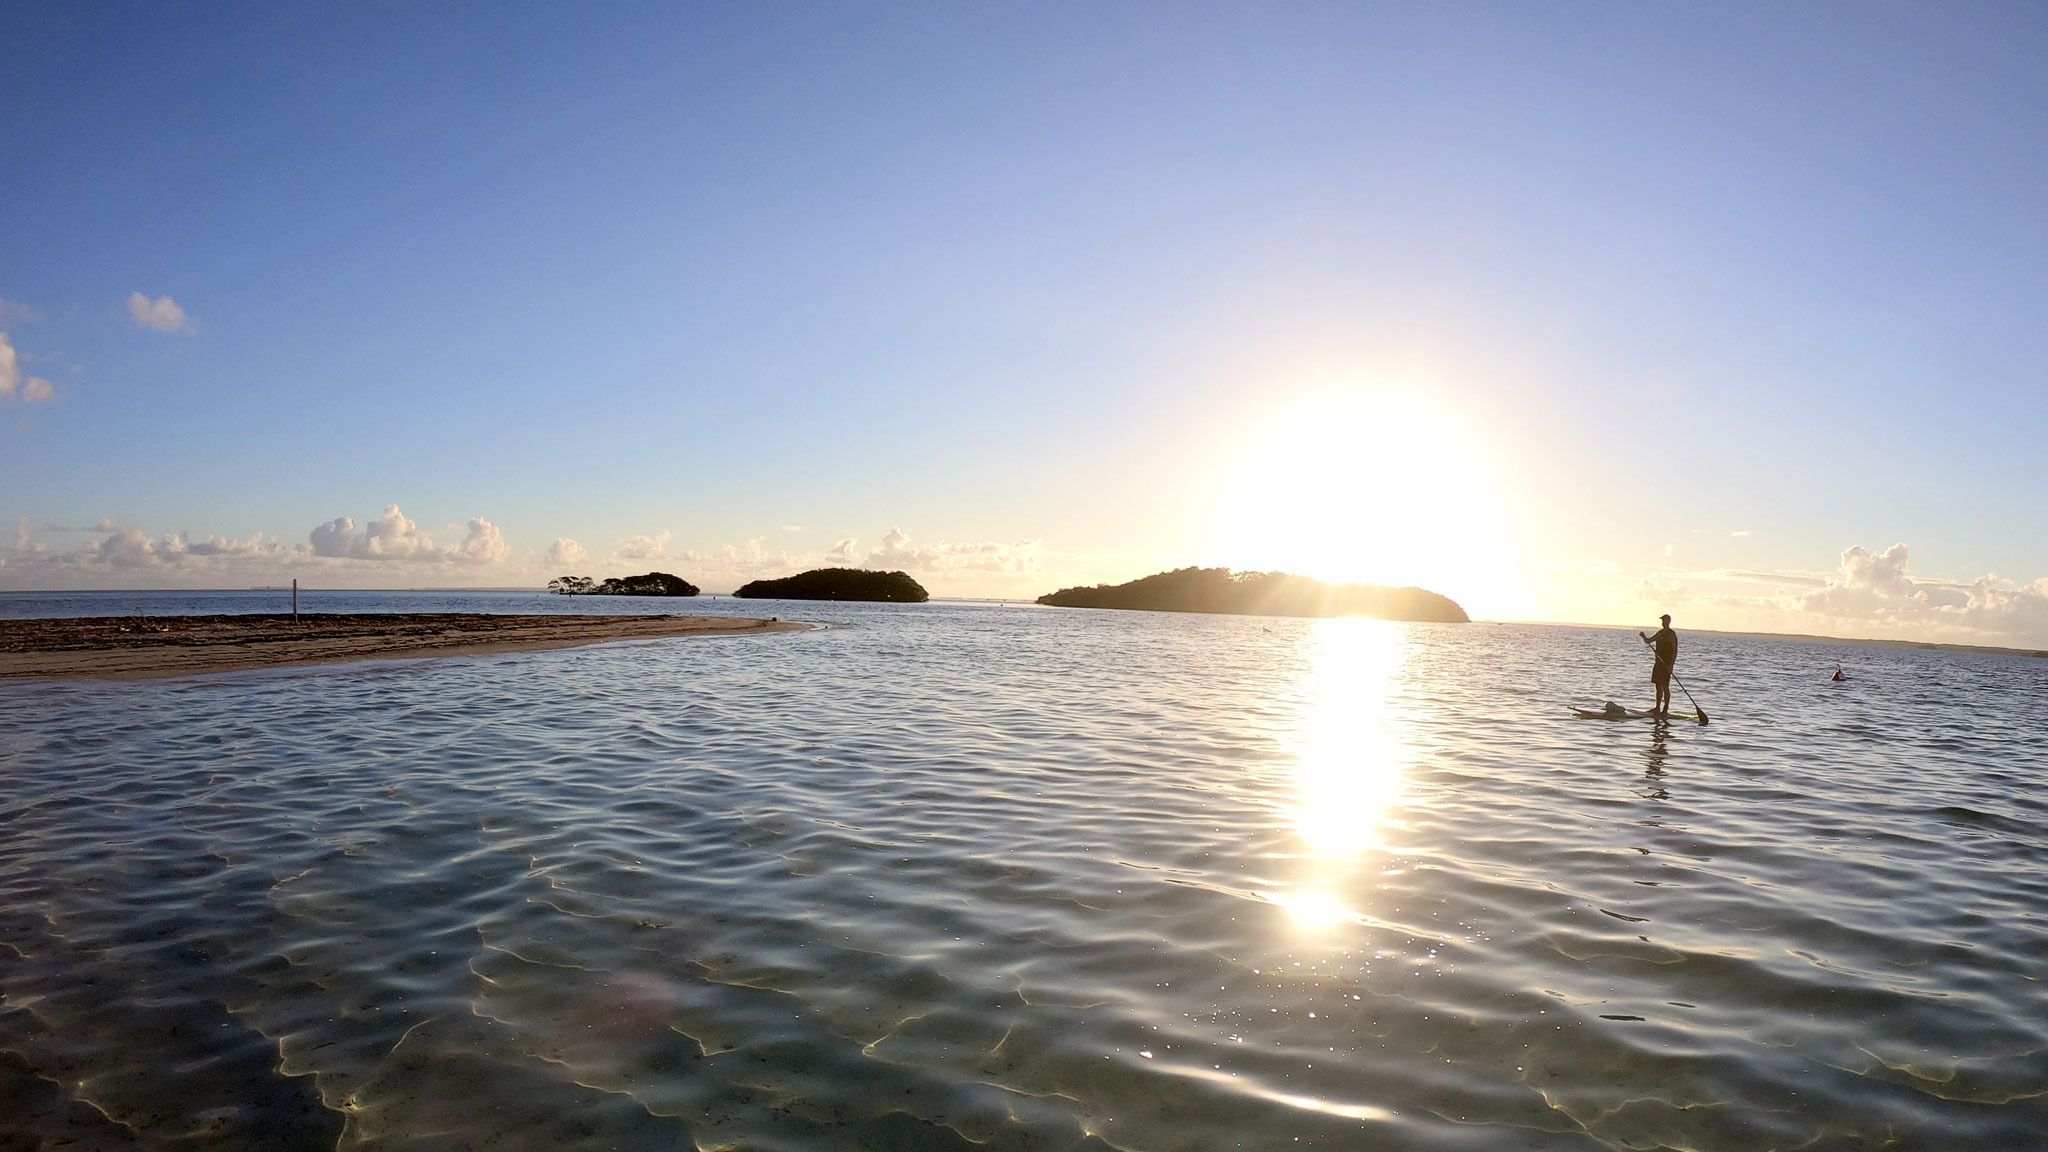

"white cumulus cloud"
[302, 505, 504, 565]
[614, 532, 671, 561]
[1638, 543, 2048, 647]
[545, 538, 589, 569]
[0, 329, 46, 403]
[127, 292, 190, 332]
[450, 518, 507, 564]
[1789, 543, 2048, 642]
[309, 505, 440, 560]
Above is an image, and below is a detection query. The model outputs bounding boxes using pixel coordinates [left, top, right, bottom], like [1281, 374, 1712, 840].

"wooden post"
[293, 578, 299, 622]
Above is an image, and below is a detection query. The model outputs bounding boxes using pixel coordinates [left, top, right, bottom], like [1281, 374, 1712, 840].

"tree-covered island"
[548, 572, 700, 597]
[1036, 567, 1468, 622]
[733, 568, 928, 602]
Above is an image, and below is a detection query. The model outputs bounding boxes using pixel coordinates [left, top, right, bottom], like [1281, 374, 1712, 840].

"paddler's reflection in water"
[1639, 727, 1669, 801]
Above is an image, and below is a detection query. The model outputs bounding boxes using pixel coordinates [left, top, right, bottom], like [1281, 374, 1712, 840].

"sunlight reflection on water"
[1273, 619, 1410, 932]
[1289, 618, 1410, 861]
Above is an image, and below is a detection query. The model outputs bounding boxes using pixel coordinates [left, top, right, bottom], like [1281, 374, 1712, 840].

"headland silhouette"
[1037, 567, 1468, 622]
[734, 568, 930, 602]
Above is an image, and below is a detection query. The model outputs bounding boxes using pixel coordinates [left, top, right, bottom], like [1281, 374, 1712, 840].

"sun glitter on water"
[1273, 618, 1412, 932]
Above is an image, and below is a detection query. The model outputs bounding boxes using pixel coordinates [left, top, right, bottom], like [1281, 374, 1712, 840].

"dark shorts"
[1652, 663, 1673, 687]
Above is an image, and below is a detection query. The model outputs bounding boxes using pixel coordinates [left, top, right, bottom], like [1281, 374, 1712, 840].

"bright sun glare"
[1208, 388, 1518, 617]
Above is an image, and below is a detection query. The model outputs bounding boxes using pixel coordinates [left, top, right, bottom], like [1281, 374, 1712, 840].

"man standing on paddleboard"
[1639, 614, 1678, 716]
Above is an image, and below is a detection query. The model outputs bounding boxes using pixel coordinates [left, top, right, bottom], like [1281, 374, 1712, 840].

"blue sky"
[4, 3, 2046, 643]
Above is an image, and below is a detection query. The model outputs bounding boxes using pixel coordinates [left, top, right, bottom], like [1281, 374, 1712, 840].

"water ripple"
[2, 600, 2045, 1149]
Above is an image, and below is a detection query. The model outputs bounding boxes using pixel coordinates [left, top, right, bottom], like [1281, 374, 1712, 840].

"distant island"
[1036, 567, 1468, 622]
[548, 572, 700, 597]
[733, 568, 929, 602]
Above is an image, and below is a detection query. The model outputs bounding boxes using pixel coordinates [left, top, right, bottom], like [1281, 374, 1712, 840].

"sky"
[4, 2, 2046, 645]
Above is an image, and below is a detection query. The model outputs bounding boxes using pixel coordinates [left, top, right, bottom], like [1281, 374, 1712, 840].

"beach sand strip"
[0, 613, 806, 681]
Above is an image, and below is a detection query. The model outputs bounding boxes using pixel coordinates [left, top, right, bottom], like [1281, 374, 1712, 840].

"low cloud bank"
[2, 514, 1049, 598]
[1637, 543, 2048, 647]
[829, 527, 1041, 578]
[1, 504, 508, 589]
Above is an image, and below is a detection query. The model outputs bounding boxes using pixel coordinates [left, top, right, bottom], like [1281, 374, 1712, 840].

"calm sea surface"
[2, 592, 2044, 1150]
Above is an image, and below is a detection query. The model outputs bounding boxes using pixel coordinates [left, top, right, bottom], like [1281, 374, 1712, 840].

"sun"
[1204, 388, 1518, 616]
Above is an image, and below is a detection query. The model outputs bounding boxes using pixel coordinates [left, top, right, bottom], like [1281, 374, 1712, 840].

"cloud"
[1797, 543, 1917, 616]
[450, 518, 506, 564]
[1731, 530, 1752, 537]
[781, 524, 804, 532]
[668, 537, 804, 588]
[303, 505, 504, 564]
[1636, 575, 1688, 604]
[1715, 569, 1827, 589]
[127, 292, 190, 333]
[94, 527, 281, 569]
[545, 538, 589, 569]
[1648, 543, 2048, 646]
[0, 299, 41, 324]
[0, 506, 517, 589]
[857, 526, 1043, 575]
[309, 505, 438, 560]
[0, 331, 47, 403]
[614, 532, 671, 561]
[1788, 543, 2048, 640]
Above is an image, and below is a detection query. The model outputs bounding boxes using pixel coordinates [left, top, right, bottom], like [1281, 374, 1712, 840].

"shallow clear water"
[2, 595, 2044, 1150]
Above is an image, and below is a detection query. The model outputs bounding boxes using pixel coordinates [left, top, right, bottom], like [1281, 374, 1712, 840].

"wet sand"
[0, 612, 806, 681]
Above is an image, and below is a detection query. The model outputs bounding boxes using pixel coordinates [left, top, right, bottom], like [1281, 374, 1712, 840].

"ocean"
[2, 591, 2043, 1149]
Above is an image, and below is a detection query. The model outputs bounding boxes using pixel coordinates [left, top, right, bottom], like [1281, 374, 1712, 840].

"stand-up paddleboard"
[1572, 704, 1705, 723]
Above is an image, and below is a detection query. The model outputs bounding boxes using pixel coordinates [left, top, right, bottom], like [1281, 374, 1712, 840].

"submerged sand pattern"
[1, 602, 2045, 1149]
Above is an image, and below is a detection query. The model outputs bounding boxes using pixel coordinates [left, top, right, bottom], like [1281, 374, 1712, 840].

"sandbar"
[0, 613, 807, 682]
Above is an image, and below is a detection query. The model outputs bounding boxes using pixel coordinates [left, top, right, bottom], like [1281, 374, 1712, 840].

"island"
[548, 571, 699, 597]
[0, 613, 806, 682]
[733, 567, 929, 602]
[1035, 567, 1468, 622]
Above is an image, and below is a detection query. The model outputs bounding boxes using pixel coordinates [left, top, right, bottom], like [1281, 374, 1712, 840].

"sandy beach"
[0, 612, 806, 681]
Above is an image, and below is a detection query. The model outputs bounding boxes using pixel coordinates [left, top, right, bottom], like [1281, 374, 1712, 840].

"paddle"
[1640, 633, 1710, 725]
[1670, 672, 1709, 725]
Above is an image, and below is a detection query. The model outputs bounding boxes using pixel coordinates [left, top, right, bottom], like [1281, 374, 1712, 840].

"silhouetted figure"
[1832, 665, 1845, 681]
[1639, 614, 1678, 715]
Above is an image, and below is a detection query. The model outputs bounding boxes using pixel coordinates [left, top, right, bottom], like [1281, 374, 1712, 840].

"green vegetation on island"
[733, 568, 929, 602]
[548, 572, 700, 597]
[1036, 567, 1468, 622]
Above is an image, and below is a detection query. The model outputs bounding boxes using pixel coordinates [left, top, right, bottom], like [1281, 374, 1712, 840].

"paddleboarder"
[1639, 614, 1678, 716]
